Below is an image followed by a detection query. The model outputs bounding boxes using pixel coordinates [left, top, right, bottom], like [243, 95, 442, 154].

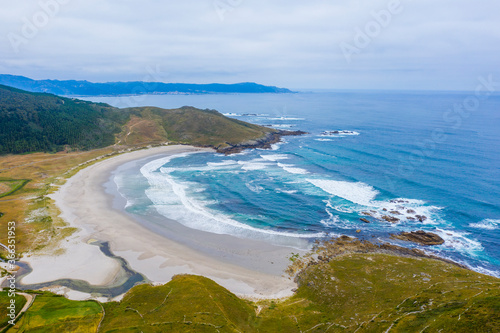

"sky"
[1, 0, 499, 90]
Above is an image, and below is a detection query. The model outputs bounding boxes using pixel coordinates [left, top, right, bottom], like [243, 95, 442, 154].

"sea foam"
[307, 179, 379, 206]
[277, 163, 309, 175]
[469, 219, 500, 230]
[140, 157, 325, 243]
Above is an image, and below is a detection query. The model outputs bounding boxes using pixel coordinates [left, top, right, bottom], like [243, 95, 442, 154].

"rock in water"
[391, 230, 444, 246]
[381, 215, 400, 223]
[415, 215, 428, 222]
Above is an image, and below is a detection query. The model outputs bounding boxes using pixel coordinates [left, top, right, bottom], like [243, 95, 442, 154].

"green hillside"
[0, 84, 126, 154]
[0, 84, 281, 155]
[124, 106, 274, 149]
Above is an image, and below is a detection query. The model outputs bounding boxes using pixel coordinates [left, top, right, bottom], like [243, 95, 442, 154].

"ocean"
[86, 91, 500, 278]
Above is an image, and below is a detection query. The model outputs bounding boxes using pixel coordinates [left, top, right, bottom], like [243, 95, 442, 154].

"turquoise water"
[89, 91, 500, 277]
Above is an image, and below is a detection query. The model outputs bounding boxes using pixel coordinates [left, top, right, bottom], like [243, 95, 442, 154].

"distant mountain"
[0, 74, 293, 96]
[0, 84, 287, 155]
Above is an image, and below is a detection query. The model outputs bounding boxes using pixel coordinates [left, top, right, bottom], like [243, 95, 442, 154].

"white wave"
[315, 138, 334, 142]
[271, 139, 287, 150]
[469, 219, 500, 230]
[270, 124, 295, 128]
[237, 159, 272, 171]
[140, 158, 324, 242]
[245, 182, 264, 193]
[277, 163, 309, 175]
[320, 214, 340, 227]
[368, 199, 442, 225]
[470, 266, 500, 278]
[222, 113, 241, 116]
[434, 228, 483, 255]
[327, 200, 357, 214]
[276, 189, 298, 194]
[307, 179, 379, 206]
[207, 160, 238, 167]
[261, 154, 289, 162]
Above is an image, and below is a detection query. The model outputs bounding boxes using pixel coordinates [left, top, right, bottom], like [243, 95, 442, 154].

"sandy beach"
[21, 145, 298, 300]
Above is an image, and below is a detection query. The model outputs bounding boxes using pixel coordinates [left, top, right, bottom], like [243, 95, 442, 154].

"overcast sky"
[1, 0, 499, 90]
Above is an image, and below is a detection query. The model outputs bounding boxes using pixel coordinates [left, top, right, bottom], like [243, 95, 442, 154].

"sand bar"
[21, 145, 299, 300]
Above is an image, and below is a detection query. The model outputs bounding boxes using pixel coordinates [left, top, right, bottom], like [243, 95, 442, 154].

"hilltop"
[0, 84, 297, 155]
[0, 74, 293, 96]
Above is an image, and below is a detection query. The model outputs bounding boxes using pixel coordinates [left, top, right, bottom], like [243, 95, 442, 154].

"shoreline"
[20, 145, 298, 301]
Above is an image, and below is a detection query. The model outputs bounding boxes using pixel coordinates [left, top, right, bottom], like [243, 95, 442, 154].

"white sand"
[21, 145, 297, 300]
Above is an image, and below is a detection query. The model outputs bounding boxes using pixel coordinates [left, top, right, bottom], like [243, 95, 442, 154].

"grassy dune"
[0, 148, 117, 254]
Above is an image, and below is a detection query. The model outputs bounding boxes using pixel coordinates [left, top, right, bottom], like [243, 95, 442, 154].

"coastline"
[20, 145, 298, 300]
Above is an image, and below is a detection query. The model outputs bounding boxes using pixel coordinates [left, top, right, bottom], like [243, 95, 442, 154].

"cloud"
[0, 0, 499, 89]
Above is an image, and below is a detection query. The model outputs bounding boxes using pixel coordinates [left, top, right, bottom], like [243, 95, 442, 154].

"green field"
[0, 292, 26, 330]
[0, 179, 30, 199]
[258, 253, 500, 332]
[7, 293, 102, 333]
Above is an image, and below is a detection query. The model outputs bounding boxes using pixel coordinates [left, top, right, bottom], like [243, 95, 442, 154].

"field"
[0, 292, 26, 330]
[0, 148, 117, 254]
[6, 293, 102, 333]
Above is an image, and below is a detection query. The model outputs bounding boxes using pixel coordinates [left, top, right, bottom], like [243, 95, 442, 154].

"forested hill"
[0, 84, 126, 154]
[0, 84, 280, 155]
[0, 74, 293, 96]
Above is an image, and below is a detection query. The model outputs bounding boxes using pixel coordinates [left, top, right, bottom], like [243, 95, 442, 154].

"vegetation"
[260, 253, 500, 332]
[0, 292, 26, 329]
[2, 248, 498, 332]
[122, 106, 273, 149]
[0, 179, 30, 199]
[0, 84, 278, 155]
[6, 293, 102, 333]
[100, 275, 257, 332]
[0, 84, 127, 154]
[0, 147, 117, 253]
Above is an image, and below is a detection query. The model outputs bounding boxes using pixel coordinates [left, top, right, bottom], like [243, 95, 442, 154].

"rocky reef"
[216, 130, 307, 155]
[391, 230, 445, 245]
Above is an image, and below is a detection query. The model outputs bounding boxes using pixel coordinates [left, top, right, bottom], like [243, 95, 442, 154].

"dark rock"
[390, 210, 402, 215]
[381, 215, 400, 223]
[217, 130, 307, 155]
[415, 215, 428, 222]
[407, 209, 416, 214]
[391, 230, 444, 246]
[360, 218, 370, 223]
[407, 217, 416, 221]
[361, 212, 372, 216]
[382, 208, 388, 211]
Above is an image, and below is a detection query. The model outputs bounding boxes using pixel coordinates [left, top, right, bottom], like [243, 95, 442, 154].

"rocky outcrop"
[415, 215, 428, 222]
[381, 215, 400, 223]
[391, 230, 444, 246]
[216, 130, 307, 155]
[289, 235, 465, 284]
[360, 218, 370, 223]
